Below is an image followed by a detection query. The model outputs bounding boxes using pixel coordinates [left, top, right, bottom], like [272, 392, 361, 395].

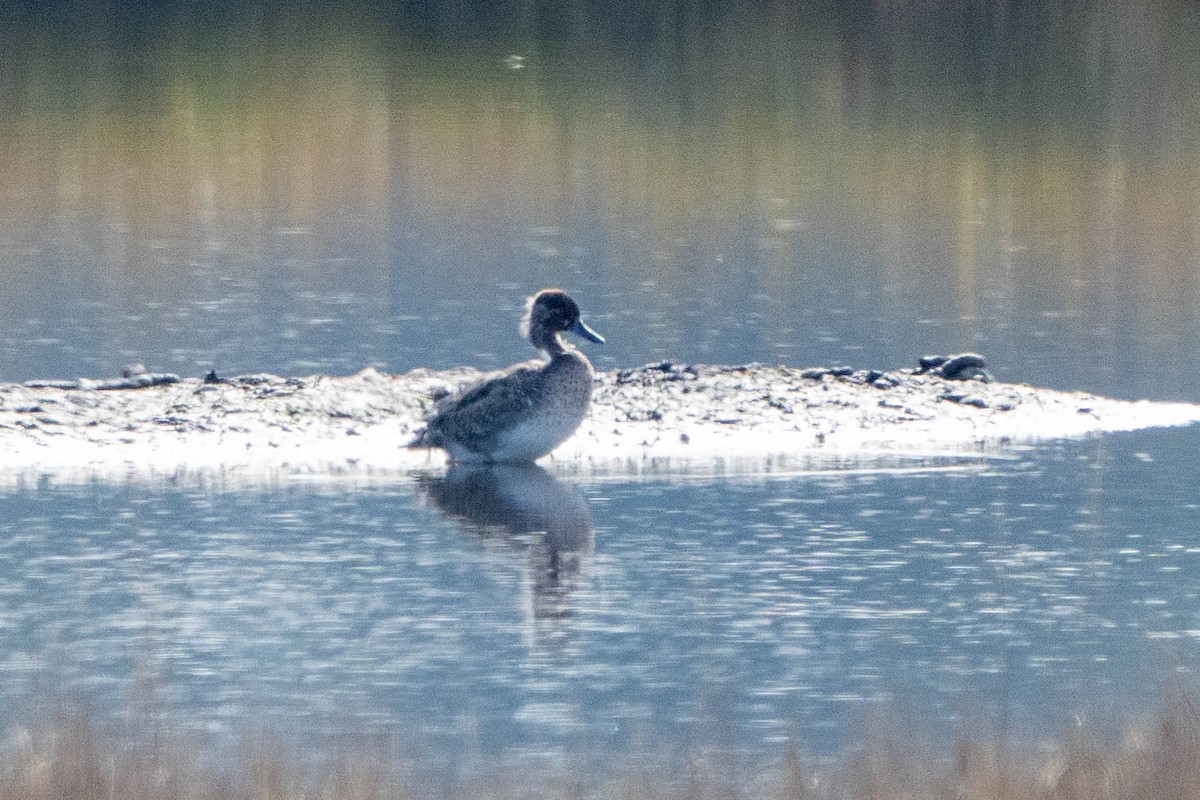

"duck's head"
[521, 289, 605, 350]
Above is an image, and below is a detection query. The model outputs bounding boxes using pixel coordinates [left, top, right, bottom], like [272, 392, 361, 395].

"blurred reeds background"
[3, 698, 1198, 799]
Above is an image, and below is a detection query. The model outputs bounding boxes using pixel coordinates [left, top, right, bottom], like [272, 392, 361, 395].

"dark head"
[521, 289, 605, 352]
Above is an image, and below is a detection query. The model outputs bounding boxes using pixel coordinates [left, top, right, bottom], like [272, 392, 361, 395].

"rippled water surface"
[1, 1, 1199, 400]
[3, 427, 1198, 781]
[1, 0, 1199, 787]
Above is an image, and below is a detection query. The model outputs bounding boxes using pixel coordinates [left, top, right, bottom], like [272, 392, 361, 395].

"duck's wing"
[412, 361, 545, 450]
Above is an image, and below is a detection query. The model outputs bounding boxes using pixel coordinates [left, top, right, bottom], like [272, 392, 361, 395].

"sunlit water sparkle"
[1, 427, 1197, 782]
[1, 1, 1199, 788]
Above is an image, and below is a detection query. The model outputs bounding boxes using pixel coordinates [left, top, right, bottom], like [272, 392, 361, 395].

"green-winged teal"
[409, 289, 605, 463]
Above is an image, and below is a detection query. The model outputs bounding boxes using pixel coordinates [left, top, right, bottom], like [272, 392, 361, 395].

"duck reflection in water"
[416, 463, 593, 621]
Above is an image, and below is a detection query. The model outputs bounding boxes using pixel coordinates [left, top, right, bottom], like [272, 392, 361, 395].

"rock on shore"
[0, 361, 1197, 480]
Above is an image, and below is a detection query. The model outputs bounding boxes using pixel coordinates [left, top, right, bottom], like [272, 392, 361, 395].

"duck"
[408, 289, 605, 463]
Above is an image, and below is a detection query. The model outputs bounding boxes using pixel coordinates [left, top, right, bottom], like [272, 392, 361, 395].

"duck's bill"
[570, 319, 605, 344]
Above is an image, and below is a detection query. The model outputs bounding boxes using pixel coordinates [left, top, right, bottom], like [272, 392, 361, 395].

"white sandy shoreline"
[0, 363, 1196, 484]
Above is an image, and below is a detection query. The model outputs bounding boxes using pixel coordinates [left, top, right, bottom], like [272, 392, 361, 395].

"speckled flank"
[410, 289, 604, 463]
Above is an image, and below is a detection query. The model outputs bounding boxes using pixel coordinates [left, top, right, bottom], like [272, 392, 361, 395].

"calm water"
[1, 1, 1198, 399]
[1, 0, 1199, 786]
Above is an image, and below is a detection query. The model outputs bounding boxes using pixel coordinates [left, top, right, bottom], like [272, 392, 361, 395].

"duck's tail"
[406, 426, 437, 449]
